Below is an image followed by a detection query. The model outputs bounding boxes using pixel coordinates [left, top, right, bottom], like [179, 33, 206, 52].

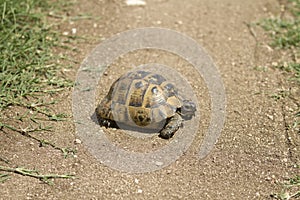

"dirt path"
[1, 0, 299, 199]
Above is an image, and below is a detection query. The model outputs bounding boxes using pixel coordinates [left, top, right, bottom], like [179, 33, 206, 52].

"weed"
[0, 122, 76, 158]
[258, 0, 300, 49]
[254, 66, 268, 72]
[0, 0, 74, 133]
[270, 90, 291, 100]
[0, 173, 10, 183]
[271, 175, 300, 200]
[0, 0, 74, 110]
[0, 165, 75, 185]
[0, 0, 78, 184]
[259, 1, 300, 199]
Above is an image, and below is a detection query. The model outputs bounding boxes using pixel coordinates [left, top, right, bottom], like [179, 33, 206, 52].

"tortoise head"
[180, 100, 196, 120]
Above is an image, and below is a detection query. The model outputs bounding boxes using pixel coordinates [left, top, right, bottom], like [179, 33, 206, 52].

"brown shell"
[97, 70, 182, 128]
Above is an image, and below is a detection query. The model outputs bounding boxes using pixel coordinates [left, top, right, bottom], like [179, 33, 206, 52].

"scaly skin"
[159, 113, 184, 139]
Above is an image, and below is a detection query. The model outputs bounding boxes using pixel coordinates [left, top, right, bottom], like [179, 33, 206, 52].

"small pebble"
[71, 28, 77, 34]
[125, 0, 146, 6]
[266, 114, 274, 120]
[271, 175, 276, 179]
[75, 139, 82, 144]
[175, 20, 183, 25]
[137, 189, 143, 193]
[155, 161, 163, 166]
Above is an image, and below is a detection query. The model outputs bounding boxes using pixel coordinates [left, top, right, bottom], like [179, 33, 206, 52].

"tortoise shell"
[96, 70, 184, 129]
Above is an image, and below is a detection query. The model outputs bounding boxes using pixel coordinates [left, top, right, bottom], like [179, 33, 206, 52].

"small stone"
[71, 28, 77, 34]
[264, 44, 273, 52]
[125, 0, 146, 6]
[156, 20, 162, 25]
[155, 161, 163, 166]
[175, 20, 183, 25]
[266, 114, 274, 120]
[137, 189, 143, 193]
[75, 139, 82, 144]
[134, 178, 139, 184]
[63, 31, 69, 36]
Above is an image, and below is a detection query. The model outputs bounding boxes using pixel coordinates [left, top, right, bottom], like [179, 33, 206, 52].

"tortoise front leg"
[159, 113, 183, 139]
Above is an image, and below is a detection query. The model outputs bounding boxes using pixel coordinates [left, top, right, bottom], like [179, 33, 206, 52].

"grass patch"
[271, 174, 300, 200]
[258, 0, 300, 199]
[0, 0, 75, 148]
[0, 0, 79, 183]
[259, 17, 300, 49]
[259, 0, 300, 49]
[258, 0, 300, 84]
[0, 0, 73, 110]
[275, 62, 300, 83]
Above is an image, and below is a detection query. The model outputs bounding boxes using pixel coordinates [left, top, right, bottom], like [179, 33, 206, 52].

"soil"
[1, 0, 299, 199]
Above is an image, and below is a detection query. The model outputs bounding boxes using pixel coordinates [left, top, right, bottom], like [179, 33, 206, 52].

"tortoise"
[95, 70, 196, 139]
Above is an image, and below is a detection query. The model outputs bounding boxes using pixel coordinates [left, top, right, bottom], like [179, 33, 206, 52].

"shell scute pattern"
[96, 70, 197, 139]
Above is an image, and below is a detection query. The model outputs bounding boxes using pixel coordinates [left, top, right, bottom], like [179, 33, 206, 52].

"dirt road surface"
[1, 0, 299, 199]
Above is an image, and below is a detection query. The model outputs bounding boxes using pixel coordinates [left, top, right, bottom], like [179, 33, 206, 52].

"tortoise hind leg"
[95, 102, 118, 128]
[159, 113, 183, 139]
[95, 108, 118, 128]
[98, 118, 118, 128]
